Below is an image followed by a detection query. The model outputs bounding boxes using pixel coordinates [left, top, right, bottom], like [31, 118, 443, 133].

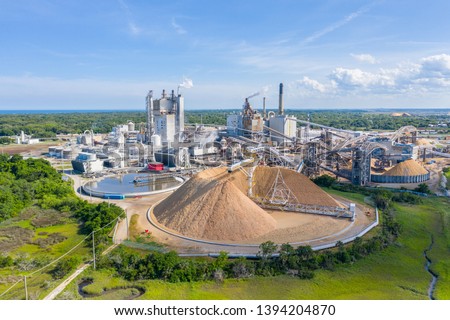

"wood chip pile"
[383, 159, 428, 176]
[154, 167, 277, 241]
[154, 166, 341, 241]
[251, 167, 341, 207]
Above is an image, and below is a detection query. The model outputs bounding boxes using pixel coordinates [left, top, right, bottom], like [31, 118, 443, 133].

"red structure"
[148, 162, 164, 171]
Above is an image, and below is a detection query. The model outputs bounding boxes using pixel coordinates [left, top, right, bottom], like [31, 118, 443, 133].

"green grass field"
[444, 170, 450, 189]
[60, 194, 450, 300]
[0, 210, 90, 300]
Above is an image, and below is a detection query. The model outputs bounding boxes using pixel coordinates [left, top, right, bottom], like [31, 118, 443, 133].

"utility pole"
[125, 209, 129, 241]
[92, 231, 96, 270]
[89, 177, 92, 202]
[24, 276, 28, 300]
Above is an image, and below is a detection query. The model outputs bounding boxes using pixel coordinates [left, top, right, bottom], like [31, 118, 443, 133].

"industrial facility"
[13, 131, 39, 145]
[66, 82, 442, 193]
[48, 81, 450, 248]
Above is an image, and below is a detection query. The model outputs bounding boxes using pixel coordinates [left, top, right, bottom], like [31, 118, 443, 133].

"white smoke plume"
[179, 77, 194, 89]
[247, 91, 260, 99]
[247, 84, 271, 99]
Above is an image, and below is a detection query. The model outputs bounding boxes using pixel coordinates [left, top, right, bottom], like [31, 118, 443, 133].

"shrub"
[312, 175, 337, 187]
[414, 183, 431, 194]
[50, 256, 81, 279]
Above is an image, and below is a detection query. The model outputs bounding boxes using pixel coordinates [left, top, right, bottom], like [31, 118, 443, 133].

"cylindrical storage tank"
[128, 121, 135, 131]
[151, 134, 162, 148]
[220, 138, 227, 149]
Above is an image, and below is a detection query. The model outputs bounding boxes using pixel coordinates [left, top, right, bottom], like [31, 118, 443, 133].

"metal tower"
[264, 168, 298, 205]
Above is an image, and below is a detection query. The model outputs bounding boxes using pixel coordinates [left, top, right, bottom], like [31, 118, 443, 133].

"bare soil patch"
[0, 226, 34, 252]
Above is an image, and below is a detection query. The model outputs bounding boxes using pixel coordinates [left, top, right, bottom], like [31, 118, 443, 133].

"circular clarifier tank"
[82, 173, 184, 198]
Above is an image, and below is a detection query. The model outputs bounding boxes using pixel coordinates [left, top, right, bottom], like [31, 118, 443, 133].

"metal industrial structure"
[69, 81, 435, 188]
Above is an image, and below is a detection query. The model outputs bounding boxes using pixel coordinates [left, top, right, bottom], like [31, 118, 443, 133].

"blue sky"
[1, 0, 450, 110]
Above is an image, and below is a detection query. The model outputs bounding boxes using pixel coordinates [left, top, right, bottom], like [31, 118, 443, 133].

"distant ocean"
[0, 109, 143, 115]
[0, 108, 448, 115]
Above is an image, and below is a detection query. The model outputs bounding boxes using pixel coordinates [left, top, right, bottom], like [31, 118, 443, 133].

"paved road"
[43, 263, 91, 300]
[43, 244, 118, 300]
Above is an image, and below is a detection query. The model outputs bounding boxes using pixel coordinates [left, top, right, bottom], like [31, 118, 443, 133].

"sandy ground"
[0, 141, 61, 156]
[141, 193, 374, 254]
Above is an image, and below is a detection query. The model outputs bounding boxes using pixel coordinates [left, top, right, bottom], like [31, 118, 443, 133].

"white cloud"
[420, 54, 450, 77]
[350, 53, 379, 64]
[330, 54, 450, 93]
[303, 4, 371, 44]
[330, 67, 395, 89]
[171, 18, 187, 35]
[296, 76, 327, 93]
[128, 22, 141, 35]
[118, 0, 142, 36]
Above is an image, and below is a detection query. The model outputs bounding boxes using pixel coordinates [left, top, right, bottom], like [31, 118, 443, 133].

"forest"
[0, 154, 123, 235]
[0, 110, 448, 139]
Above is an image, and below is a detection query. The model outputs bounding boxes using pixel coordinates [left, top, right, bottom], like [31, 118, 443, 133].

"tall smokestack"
[146, 90, 154, 144]
[263, 97, 266, 118]
[278, 83, 284, 116]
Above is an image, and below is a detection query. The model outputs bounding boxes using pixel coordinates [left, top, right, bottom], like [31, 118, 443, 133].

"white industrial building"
[146, 89, 184, 144]
[71, 152, 103, 173]
[269, 115, 297, 145]
[155, 114, 176, 143]
[13, 131, 39, 144]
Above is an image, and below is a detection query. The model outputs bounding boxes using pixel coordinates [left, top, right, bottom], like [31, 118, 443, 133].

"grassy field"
[0, 209, 90, 300]
[444, 170, 450, 189]
[322, 187, 368, 205]
[60, 194, 450, 300]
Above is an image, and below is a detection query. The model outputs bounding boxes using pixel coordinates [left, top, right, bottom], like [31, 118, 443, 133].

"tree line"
[0, 154, 124, 231]
[0, 110, 448, 139]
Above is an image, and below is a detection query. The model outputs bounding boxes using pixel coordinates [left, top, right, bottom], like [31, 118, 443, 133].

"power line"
[0, 212, 124, 299]
[0, 279, 23, 298]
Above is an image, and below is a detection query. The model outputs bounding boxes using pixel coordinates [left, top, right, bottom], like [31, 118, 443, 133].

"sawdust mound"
[154, 168, 277, 241]
[383, 159, 428, 176]
[251, 167, 341, 207]
[416, 138, 431, 146]
[391, 112, 411, 117]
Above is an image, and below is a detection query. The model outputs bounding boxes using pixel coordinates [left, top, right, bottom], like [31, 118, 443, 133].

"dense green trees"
[415, 183, 431, 194]
[0, 155, 74, 221]
[0, 154, 123, 242]
[0, 155, 59, 221]
[0, 137, 12, 144]
[50, 256, 82, 279]
[290, 110, 449, 132]
[0, 110, 448, 138]
[312, 175, 337, 187]
[0, 112, 147, 138]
